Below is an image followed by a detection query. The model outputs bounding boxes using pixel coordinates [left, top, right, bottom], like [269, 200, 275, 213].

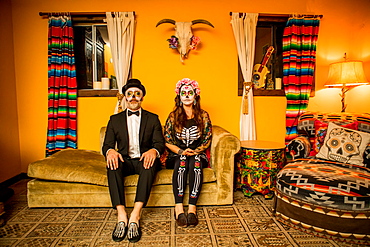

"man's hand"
[106, 149, 124, 170]
[140, 149, 157, 169]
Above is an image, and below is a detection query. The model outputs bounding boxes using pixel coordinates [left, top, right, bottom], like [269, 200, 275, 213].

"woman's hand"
[183, 148, 197, 156]
[166, 143, 197, 156]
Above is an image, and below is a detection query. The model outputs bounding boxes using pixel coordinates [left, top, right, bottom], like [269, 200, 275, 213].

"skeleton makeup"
[125, 87, 143, 110]
[180, 85, 195, 106]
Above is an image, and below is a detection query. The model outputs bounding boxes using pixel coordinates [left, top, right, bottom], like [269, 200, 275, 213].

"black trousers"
[172, 154, 207, 205]
[107, 157, 160, 208]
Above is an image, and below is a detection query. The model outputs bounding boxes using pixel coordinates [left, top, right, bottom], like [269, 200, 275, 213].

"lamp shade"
[325, 60, 369, 87]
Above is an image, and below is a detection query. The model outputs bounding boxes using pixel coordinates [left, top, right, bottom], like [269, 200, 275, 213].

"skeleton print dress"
[164, 110, 212, 169]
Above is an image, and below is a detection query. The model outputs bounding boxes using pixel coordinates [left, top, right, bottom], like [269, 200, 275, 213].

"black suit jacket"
[102, 109, 165, 158]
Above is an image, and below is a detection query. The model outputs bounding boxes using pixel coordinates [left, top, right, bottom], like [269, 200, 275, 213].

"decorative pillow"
[316, 122, 370, 165]
[27, 149, 108, 186]
[312, 120, 359, 156]
[287, 136, 310, 159]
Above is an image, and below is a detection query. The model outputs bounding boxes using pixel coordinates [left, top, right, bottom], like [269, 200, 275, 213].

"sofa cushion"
[126, 168, 216, 186]
[28, 149, 217, 187]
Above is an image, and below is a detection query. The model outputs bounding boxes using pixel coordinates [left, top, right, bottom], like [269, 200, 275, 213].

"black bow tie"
[128, 110, 140, 117]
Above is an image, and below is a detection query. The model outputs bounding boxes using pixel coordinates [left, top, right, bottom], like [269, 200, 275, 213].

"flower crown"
[175, 78, 201, 95]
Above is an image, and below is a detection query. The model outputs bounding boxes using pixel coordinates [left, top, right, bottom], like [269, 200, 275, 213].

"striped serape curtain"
[46, 15, 77, 156]
[283, 17, 320, 145]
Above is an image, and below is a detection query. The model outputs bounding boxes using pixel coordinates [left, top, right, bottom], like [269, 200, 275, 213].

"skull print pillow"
[316, 122, 370, 166]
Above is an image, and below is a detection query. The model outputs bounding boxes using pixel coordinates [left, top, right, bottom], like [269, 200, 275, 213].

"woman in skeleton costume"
[164, 78, 212, 227]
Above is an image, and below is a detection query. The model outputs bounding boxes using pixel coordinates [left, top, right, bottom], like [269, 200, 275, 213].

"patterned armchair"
[273, 112, 370, 245]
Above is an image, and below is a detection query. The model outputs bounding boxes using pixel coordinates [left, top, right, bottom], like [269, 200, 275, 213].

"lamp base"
[340, 85, 349, 113]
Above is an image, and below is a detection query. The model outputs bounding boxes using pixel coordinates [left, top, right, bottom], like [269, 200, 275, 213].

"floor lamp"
[324, 55, 369, 112]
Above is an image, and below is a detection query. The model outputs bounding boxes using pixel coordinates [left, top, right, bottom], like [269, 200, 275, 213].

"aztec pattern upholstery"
[275, 112, 370, 245]
[297, 112, 370, 137]
[287, 111, 370, 166]
[277, 159, 370, 211]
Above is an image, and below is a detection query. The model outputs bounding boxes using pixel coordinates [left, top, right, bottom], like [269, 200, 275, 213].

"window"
[254, 18, 286, 92]
[238, 14, 316, 96]
[73, 24, 117, 89]
[238, 15, 287, 96]
[38, 12, 122, 96]
[70, 15, 120, 97]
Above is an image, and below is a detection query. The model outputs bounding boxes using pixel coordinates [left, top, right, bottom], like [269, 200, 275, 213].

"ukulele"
[252, 46, 274, 88]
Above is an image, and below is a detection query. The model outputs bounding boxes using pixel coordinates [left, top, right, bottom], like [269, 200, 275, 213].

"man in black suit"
[102, 79, 165, 243]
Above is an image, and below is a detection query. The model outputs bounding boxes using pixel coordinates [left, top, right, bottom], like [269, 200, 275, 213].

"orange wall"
[0, 0, 21, 183]
[4, 0, 370, 180]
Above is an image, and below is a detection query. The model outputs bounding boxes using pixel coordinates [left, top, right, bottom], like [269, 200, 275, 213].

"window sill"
[253, 89, 285, 96]
[252, 88, 315, 97]
[78, 89, 119, 97]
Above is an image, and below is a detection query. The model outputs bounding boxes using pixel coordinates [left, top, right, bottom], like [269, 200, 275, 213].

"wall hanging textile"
[230, 12, 258, 141]
[46, 15, 77, 156]
[283, 17, 320, 145]
[105, 12, 135, 113]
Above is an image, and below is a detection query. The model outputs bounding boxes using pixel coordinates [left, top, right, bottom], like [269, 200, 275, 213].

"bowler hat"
[122, 79, 146, 96]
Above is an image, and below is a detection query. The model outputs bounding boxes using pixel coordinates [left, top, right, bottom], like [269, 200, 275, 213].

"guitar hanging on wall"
[252, 46, 274, 88]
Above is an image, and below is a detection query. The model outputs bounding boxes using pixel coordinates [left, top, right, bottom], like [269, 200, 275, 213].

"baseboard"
[0, 173, 29, 189]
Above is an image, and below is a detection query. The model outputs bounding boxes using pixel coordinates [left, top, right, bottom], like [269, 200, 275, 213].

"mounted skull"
[156, 19, 214, 62]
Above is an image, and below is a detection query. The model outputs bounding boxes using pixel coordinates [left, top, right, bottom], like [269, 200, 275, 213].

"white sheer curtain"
[230, 12, 258, 141]
[105, 12, 135, 113]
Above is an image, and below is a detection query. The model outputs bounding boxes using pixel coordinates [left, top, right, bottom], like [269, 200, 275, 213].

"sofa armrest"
[364, 145, 370, 168]
[287, 136, 311, 160]
[210, 125, 240, 204]
[100, 127, 107, 155]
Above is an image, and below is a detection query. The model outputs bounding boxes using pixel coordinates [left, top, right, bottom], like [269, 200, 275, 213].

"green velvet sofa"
[27, 125, 240, 208]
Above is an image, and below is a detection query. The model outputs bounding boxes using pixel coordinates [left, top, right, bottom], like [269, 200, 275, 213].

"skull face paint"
[326, 127, 361, 163]
[125, 87, 143, 110]
[180, 85, 195, 106]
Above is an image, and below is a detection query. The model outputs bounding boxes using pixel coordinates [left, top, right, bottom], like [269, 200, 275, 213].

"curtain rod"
[39, 12, 135, 18]
[229, 12, 323, 18]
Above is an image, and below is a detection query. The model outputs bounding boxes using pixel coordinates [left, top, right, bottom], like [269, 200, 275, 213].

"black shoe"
[112, 221, 127, 242]
[187, 213, 198, 227]
[127, 222, 142, 243]
[174, 212, 188, 227]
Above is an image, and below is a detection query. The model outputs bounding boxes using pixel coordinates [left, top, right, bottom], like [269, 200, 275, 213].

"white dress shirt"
[127, 109, 141, 158]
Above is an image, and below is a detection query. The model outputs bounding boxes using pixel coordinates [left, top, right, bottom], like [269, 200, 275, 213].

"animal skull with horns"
[156, 19, 214, 62]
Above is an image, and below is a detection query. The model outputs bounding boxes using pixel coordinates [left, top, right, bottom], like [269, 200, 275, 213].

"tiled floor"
[0, 180, 366, 246]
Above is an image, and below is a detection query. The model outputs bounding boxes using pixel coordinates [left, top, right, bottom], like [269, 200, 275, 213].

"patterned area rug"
[0, 180, 365, 247]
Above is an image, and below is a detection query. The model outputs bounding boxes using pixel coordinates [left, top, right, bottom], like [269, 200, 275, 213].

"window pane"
[237, 18, 287, 96]
[74, 25, 116, 89]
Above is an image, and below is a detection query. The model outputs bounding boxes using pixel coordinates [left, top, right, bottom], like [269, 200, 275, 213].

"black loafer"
[174, 212, 188, 227]
[187, 213, 198, 227]
[112, 221, 127, 242]
[127, 222, 142, 243]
